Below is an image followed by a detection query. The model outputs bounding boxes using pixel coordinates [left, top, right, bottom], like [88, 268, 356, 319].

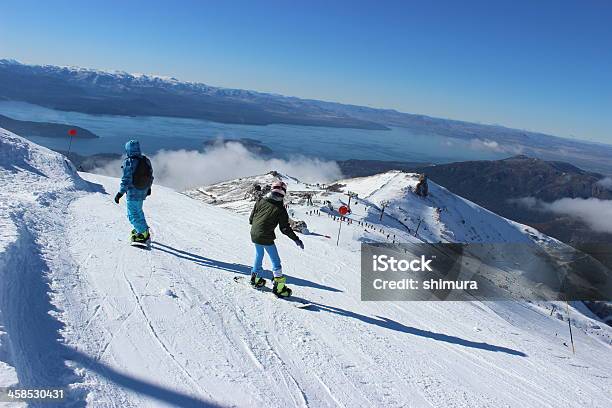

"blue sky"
[1, 0, 610, 142]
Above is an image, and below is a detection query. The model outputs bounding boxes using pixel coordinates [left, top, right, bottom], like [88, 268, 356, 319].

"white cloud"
[92, 142, 343, 191]
[597, 177, 612, 190]
[513, 196, 612, 234]
[469, 138, 524, 155]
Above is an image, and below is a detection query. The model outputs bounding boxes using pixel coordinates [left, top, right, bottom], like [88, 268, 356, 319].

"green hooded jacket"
[249, 196, 299, 245]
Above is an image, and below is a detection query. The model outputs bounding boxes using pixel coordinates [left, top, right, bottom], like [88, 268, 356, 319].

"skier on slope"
[249, 180, 304, 297]
[114, 140, 154, 245]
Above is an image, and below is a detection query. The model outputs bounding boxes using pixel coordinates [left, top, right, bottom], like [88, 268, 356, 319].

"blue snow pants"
[127, 198, 148, 234]
[252, 243, 283, 277]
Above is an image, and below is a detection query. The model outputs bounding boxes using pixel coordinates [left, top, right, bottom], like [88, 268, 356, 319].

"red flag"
[68, 129, 77, 136]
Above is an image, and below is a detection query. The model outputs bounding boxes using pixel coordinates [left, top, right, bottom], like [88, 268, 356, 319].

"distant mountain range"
[0, 59, 386, 130]
[2, 59, 612, 173]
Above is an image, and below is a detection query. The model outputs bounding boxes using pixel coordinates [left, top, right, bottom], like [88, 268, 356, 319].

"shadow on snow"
[64, 348, 222, 408]
[152, 241, 342, 293]
[151, 242, 525, 357]
[308, 303, 527, 357]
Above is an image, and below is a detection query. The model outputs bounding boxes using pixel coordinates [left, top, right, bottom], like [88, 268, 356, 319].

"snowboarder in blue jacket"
[114, 140, 154, 244]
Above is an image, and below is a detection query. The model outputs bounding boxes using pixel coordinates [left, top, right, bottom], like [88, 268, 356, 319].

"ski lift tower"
[379, 200, 390, 221]
[345, 191, 358, 211]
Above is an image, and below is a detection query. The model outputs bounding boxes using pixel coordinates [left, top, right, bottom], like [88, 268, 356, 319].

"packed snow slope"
[1, 128, 611, 407]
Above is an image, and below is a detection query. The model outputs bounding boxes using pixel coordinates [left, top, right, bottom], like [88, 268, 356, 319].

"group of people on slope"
[113, 140, 303, 297]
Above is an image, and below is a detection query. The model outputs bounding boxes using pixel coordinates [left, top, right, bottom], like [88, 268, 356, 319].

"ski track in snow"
[1, 129, 611, 407]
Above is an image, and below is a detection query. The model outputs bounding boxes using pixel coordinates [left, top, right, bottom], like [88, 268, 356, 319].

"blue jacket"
[119, 140, 151, 200]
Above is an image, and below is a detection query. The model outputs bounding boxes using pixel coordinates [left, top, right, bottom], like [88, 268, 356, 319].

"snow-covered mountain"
[0, 59, 263, 99]
[185, 169, 560, 249]
[0, 59, 388, 130]
[1, 128, 611, 407]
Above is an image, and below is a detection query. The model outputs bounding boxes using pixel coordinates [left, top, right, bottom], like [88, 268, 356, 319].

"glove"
[295, 239, 304, 250]
[147, 188, 152, 196]
[114, 192, 124, 204]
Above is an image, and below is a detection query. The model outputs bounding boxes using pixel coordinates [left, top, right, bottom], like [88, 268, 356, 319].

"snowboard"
[130, 239, 151, 250]
[233, 276, 314, 309]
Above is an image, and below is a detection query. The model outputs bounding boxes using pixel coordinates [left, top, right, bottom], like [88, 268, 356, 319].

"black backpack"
[132, 156, 153, 189]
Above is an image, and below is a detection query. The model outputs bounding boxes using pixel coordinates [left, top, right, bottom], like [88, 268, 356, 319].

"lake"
[0, 101, 505, 164]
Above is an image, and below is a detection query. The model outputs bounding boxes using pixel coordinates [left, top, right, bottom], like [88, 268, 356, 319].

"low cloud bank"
[597, 177, 612, 190]
[93, 142, 343, 191]
[513, 196, 612, 234]
[469, 138, 524, 155]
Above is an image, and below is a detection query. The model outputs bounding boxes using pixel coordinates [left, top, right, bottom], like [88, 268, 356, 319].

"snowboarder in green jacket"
[249, 180, 304, 297]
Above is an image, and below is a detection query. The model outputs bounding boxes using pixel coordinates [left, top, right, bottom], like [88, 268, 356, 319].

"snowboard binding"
[250, 272, 266, 288]
[130, 229, 151, 248]
[272, 276, 292, 297]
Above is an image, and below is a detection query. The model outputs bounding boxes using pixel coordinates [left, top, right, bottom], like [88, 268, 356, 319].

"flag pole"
[565, 298, 575, 354]
[67, 129, 77, 154]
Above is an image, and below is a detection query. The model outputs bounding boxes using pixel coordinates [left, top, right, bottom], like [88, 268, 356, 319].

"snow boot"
[133, 229, 150, 244]
[272, 276, 292, 297]
[250, 272, 266, 288]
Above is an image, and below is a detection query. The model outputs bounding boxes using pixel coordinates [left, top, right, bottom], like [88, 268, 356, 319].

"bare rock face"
[584, 301, 612, 326]
[289, 219, 309, 234]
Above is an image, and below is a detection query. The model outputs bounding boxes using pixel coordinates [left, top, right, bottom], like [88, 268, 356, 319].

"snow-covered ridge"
[0, 128, 85, 191]
[185, 169, 561, 249]
[0, 61, 574, 132]
[0, 128, 96, 403]
[0, 59, 406, 114]
[0, 59, 291, 101]
[1, 129, 611, 407]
